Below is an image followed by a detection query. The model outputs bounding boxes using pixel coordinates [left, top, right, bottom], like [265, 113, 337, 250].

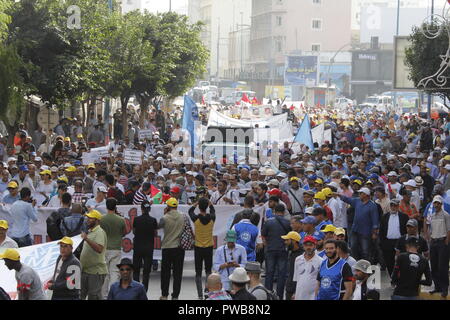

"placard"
[124, 149, 143, 165]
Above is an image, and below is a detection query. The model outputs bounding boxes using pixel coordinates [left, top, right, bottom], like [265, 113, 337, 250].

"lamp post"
[427, 0, 434, 120]
[104, 0, 113, 142]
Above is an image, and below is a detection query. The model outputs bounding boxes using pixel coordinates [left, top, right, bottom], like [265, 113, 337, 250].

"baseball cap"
[281, 231, 301, 242]
[165, 197, 178, 208]
[40, 169, 52, 176]
[433, 195, 444, 203]
[290, 177, 299, 182]
[34, 157, 42, 162]
[354, 260, 371, 274]
[322, 224, 337, 233]
[7, 181, 18, 189]
[368, 173, 379, 180]
[406, 219, 418, 228]
[170, 170, 180, 175]
[0, 248, 20, 261]
[358, 187, 371, 196]
[404, 179, 417, 188]
[85, 210, 103, 220]
[445, 164, 450, 171]
[225, 230, 237, 242]
[302, 235, 317, 244]
[268, 179, 279, 186]
[301, 216, 316, 224]
[390, 199, 400, 206]
[353, 179, 362, 186]
[77, 134, 83, 139]
[0, 220, 8, 229]
[304, 207, 314, 215]
[58, 236, 74, 246]
[334, 228, 346, 236]
[64, 137, 71, 142]
[65, 166, 77, 172]
[314, 192, 326, 201]
[19, 165, 28, 171]
[87, 163, 95, 169]
[387, 171, 398, 177]
[315, 178, 324, 185]
[57, 176, 69, 184]
[170, 186, 181, 194]
[51, 166, 59, 172]
[322, 187, 333, 197]
[444, 155, 450, 161]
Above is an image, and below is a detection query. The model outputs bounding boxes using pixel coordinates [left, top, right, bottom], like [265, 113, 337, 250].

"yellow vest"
[194, 219, 214, 248]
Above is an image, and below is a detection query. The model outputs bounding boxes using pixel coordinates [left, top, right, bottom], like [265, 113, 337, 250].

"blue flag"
[182, 95, 199, 156]
[293, 114, 314, 151]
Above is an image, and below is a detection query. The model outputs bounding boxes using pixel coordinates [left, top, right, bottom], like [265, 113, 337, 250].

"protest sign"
[139, 129, 153, 140]
[124, 149, 143, 165]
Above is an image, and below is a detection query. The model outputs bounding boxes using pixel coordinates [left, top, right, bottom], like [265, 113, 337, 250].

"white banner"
[81, 146, 110, 165]
[138, 130, 153, 140]
[124, 150, 143, 165]
[311, 123, 325, 147]
[0, 236, 83, 299]
[207, 109, 288, 128]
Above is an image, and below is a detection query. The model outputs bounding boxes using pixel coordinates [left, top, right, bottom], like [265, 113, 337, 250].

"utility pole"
[393, 0, 400, 115]
[169, 0, 172, 12]
[216, 19, 220, 79]
[240, 12, 243, 73]
[104, 0, 113, 142]
[428, 0, 434, 120]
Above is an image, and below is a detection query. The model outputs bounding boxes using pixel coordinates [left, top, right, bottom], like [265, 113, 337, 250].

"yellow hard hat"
[166, 197, 179, 208]
[85, 210, 102, 220]
[58, 236, 74, 246]
[0, 248, 20, 261]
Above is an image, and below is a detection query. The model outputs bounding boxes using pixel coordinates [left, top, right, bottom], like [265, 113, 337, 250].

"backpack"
[46, 211, 64, 241]
[61, 217, 85, 237]
[250, 285, 279, 301]
[179, 214, 195, 250]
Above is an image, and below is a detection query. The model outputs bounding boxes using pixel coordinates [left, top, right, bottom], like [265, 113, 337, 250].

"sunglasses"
[120, 267, 132, 271]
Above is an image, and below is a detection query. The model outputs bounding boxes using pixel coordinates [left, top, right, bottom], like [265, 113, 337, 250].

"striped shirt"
[133, 188, 149, 205]
[207, 290, 232, 300]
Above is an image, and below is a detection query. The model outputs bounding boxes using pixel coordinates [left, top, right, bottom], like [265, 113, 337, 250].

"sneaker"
[171, 296, 178, 300]
[159, 296, 168, 300]
[197, 296, 203, 300]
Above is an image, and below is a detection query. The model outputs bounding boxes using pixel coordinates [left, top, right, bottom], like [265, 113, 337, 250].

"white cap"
[352, 147, 360, 152]
[7, 157, 16, 162]
[170, 170, 180, 175]
[399, 154, 408, 159]
[433, 195, 444, 203]
[268, 179, 279, 186]
[34, 157, 42, 162]
[156, 157, 164, 161]
[404, 179, 417, 188]
[445, 164, 450, 171]
[328, 181, 340, 190]
[277, 172, 287, 178]
[291, 154, 298, 160]
[160, 168, 170, 175]
[358, 187, 371, 196]
[387, 171, 398, 177]
[427, 156, 433, 163]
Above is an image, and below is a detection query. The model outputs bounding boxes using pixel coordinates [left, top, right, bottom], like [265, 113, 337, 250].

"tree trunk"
[137, 95, 151, 128]
[121, 95, 130, 139]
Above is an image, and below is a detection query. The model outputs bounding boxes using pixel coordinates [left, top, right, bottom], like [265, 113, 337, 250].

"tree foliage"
[405, 22, 450, 102]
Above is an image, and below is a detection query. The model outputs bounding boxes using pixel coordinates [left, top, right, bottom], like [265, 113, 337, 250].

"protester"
[229, 267, 257, 300]
[352, 259, 380, 300]
[0, 248, 46, 300]
[245, 262, 271, 300]
[206, 273, 232, 300]
[79, 210, 107, 300]
[8, 188, 37, 247]
[213, 230, 247, 292]
[132, 200, 158, 292]
[232, 209, 259, 262]
[158, 198, 185, 300]
[100, 198, 127, 299]
[48, 237, 81, 300]
[0, 220, 18, 249]
[107, 258, 148, 300]
[281, 231, 303, 300]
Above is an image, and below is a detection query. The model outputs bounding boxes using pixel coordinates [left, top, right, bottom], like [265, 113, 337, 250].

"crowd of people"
[0, 103, 449, 301]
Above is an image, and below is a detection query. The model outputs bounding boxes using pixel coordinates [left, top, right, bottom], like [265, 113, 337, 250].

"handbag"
[179, 214, 195, 250]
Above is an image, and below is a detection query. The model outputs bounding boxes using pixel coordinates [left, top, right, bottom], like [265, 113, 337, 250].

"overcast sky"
[143, 0, 188, 14]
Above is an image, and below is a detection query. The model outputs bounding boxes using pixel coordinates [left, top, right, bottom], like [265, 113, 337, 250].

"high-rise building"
[188, 0, 252, 79]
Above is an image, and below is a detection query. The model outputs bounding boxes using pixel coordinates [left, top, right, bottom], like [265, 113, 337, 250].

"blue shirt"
[213, 244, 247, 291]
[107, 280, 148, 300]
[60, 214, 88, 236]
[8, 200, 38, 238]
[340, 196, 379, 236]
[0, 181, 8, 194]
[314, 219, 332, 240]
[2, 193, 20, 205]
[233, 220, 259, 261]
[317, 258, 347, 300]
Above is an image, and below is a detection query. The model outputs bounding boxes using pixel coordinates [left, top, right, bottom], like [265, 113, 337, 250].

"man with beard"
[315, 240, 354, 300]
[292, 236, 323, 300]
[352, 259, 380, 300]
[281, 231, 303, 300]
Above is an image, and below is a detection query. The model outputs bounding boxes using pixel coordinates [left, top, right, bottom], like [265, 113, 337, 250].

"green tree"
[405, 22, 450, 102]
[0, 0, 11, 41]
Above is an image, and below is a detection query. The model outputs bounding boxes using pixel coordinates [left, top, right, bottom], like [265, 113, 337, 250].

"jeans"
[133, 249, 154, 292]
[12, 234, 33, 248]
[161, 248, 185, 298]
[80, 273, 106, 300]
[430, 239, 450, 293]
[264, 250, 288, 300]
[194, 246, 213, 298]
[101, 250, 122, 299]
[391, 295, 418, 300]
[351, 232, 371, 261]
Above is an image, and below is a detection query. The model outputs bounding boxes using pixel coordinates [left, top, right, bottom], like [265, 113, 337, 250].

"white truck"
[359, 95, 393, 113]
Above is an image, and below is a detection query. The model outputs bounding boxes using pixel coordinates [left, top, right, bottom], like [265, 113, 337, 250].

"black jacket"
[232, 288, 257, 300]
[379, 211, 409, 242]
[285, 248, 303, 294]
[51, 254, 81, 299]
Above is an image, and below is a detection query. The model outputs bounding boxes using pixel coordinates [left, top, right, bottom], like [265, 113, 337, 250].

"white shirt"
[0, 236, 19, 249]
[293, 253, 323, 300]
[85, 198, 107, 215]
[287, 187, 304, 213]
[210, 189, 240, 205]
[387, 212, 401, 240]
[352, 280, 363, 300]
[385, 182, 401, 196]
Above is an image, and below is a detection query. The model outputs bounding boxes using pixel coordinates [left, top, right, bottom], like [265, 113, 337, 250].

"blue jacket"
[340, 196, 379, 236]
[233, 219, 259, 261]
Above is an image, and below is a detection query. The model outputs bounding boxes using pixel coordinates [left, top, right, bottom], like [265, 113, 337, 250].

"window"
[276, 40, 283, 52]
[276, 16, 282, 26]
[312, 19, 322, 30]
[311, 44, 321, 52]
